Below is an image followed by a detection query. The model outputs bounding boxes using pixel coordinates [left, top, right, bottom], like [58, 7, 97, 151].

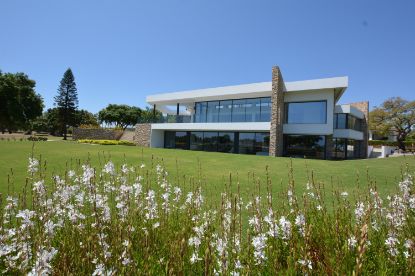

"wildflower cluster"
[0, 157, 414, 274]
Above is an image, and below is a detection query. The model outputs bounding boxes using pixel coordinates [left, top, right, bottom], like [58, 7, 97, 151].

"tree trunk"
[397, 138, 406, 151]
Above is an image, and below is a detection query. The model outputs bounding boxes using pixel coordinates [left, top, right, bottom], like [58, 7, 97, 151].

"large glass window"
[232, 99, 246, 122]
[332, 138, 346, 159]
[260, 98, 271, 122]
[206, 101, 219, 122]
[175, 132, 189, 150]
[255, 132, 270, 156]
[164, 131, 176, 149]
[218, 100, 232, 122]
[335, 114, 347, 129]
[285, 101, 327, 124]
[334, 113, 363, 131]
[245, 98, 261, 122]
[194, 102, 207, 123]
[284, 135, 326, 159]
[218, 132, 234, 153]
[194, 97, 271, 123]
[239, 133, 255, 154]
[203, 132, 218, 151]
[190, 132, 204, 151]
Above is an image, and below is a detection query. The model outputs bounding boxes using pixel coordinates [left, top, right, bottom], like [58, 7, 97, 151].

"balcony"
[138, 114, 192, 124]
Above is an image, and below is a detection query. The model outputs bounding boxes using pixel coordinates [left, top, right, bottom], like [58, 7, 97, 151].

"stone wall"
[134, 124, 151, 147]
[269, 66, 285, 156]
[350, 101, 369, 158]
[73, 128, 123, 140]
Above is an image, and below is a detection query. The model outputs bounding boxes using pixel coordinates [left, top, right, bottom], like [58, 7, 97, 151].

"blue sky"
[1, 0, 414, 113]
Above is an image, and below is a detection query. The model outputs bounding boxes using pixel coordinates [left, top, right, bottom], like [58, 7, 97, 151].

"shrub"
[78, 139, 135, 146]
[27, 136, 47, 141]
[369, 140, 415, 147]
[78, 124, 101, 129]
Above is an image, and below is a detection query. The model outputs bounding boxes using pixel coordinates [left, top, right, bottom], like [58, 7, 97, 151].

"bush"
[27, 136, 48, 141]
[78, 124, 101, 129]
[78, 139, 135, 146]
[369, 140, 415, 147]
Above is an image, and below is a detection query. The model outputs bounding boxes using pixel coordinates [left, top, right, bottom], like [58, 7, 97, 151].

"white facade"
[143, 75, 365, 158]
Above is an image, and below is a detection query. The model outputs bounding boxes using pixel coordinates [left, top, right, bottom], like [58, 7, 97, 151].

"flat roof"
[146, 76, 348, 105]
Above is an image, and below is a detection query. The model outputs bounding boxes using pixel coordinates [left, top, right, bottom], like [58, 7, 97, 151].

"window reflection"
[285, 101, 327, 124]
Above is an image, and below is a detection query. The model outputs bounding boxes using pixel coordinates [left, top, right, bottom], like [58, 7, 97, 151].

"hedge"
[78, 139, 136, 146]
[369, 140, 415, 147]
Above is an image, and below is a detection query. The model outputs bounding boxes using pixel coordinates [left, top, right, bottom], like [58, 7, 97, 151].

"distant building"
[135, 66, 369, 159]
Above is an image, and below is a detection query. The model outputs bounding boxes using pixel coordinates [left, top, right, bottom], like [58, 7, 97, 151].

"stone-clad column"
[134, 123, 151, 147]
[269, 66, 285, 157]
[350, 101, 369, 158]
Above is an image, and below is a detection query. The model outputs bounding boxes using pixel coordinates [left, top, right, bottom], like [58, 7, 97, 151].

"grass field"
[0, 140, 414, 203]
[1, 139, 415, 274]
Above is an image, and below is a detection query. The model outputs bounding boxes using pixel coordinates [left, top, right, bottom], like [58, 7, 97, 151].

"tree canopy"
[98, 104, 142, 130]
[54, 68, 78, 140]
[369, 97, 415, 150]
[0, 71, 44, 133]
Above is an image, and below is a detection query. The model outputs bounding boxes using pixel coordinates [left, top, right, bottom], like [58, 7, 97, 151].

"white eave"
[146, 76, 348, 105]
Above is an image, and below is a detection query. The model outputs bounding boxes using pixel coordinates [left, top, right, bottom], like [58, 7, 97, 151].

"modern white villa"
[134, 66, 369, 159]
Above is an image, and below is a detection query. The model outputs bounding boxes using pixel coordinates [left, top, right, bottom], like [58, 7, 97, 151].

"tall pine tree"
[54, 68, 78, 140]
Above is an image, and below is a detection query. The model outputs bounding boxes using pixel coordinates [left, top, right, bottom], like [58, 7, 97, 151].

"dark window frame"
[284, 100, 328, 124]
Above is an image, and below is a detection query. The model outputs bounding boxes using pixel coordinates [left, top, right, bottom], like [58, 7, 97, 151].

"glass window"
[284, 135, 326, 159]
[190, 132, 204, 151]
[203, 132, 218, 152]
[232, 99, 246, 122]
[194, 102, 207, 123]
[255, 132, 270, 156]
[218, 100, 232, 122]
[347, 139, 355, 159]
[332, 138, 346, 159]
[175, 132, 189, 150]
[285, 101, 327, 124]
[218, 132, 234, 153]
[245, 98, 261, 122]
[239, 133, 256, 154]
[260, 97, 271, 122]
[336, 114, 347, 129]
[206, 101, 219, 122]
[164, 131, 176, 149]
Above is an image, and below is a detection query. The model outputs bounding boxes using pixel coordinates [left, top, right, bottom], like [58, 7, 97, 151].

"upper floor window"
[284, 101, 327, 124]
[194, 97, 271, 123]
[334, 113, 362, 131]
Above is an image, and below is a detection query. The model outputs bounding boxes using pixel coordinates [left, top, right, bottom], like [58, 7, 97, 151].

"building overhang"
[146, 76, 349, 107]
[151, 122, 270, 132]
[334, 104, 365, 119]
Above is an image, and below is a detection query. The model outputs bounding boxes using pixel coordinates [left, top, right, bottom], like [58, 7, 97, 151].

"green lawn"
[0, 140, 414, 204]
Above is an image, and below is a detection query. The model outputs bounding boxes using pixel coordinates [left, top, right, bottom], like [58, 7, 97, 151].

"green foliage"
[27, 136, 48, 141]
[78, 139, 136, 146]
[98, 104, 142, 130]
[31, 108, 62, 136]
[54, 68, 79, 140]
[0, 70, 44, 133]
[74, 109, 99, 127]
[370, 97, 415, 150]
[138, 106, 163, 123]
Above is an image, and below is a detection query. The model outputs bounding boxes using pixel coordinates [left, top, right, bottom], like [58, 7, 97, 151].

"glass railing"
[138, 115, 192, 124]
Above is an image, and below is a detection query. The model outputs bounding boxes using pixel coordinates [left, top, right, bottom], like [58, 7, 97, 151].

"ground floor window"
[332, 138, 361, 159]
[164, 131, 269, 155]
[284, 135, 326, 159]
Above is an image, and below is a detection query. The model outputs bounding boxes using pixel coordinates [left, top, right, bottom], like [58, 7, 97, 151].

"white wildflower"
[103, 161, 115, 175]
[348, 235, 357, 249]
[298, 259, 312, 270]
[28, 157, 39, 173]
